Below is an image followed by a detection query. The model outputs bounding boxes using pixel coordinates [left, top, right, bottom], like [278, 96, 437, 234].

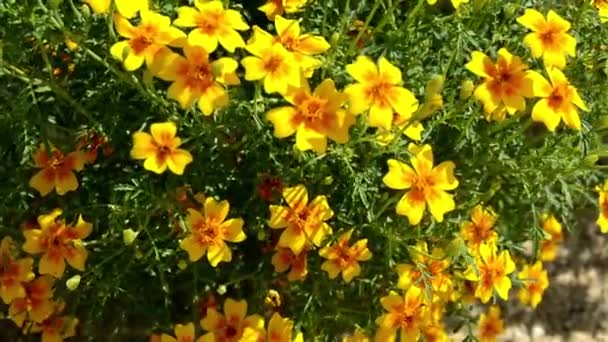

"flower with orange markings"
[241, 312, 303, 342]
[180, 197, 246, 267]
[0, 237, 35, 304]
[344, 56, 418, 130]
[375, 286, 428, 342]
[268, 184, 333, 254]
[29, 304, 79, 342]
[161, 322, 206, 342]
[396, 242, 453, 299]
[382, 144, 458, 225]
[23, 209, 92, 278]
[266, 78, 355, 154]
[539, 214, 563, 261]
[463, 241, 516, 303]
[517, 9, 576, 69]
[258, 0, 307, 20]
[8, 276, 56, 327]
[174, 0, 249, 54]
[460, 205, 498, 251]
[319, 230, 372, 283]
[130, 122, 193, 175]
[29, 144, 86, 196]
[200, 298, 264, 342]
[271, 247, 309, 282]
[111, 11, 186, 71]
[596, 181, 608, 233]
[477, 306, 504, 342]
[517, 261, 549, 308]
[592, 0, 608, 22]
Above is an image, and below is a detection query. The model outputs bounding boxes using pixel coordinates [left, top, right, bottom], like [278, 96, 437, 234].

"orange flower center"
[479, 261, 505, 289]
[296, 96, 330, 129]
[391, 304, 421, 330]
[185, 62, 215, 90]
[602, 198, 608, 216]
[410, 175, 435, 202]
[278, 36, 298, 51]
[547, 84, 568, 109]
[367, 81, 392, 107]
[264, 54, 284, 73]
[480, 320, 501, 338]
[130, 25, 158, 54]
[539, 28, 557, 46]
[193, 219, 221, 246]
[196, 11, 223, 35]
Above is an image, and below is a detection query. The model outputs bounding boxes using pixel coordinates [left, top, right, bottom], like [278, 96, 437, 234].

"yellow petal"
[527, 71, 553, 97]
[278, 226, 307, 254]
[207, 242, 231, 266]
[283, 185, 308, 209]
[166, 149, 193, 175]
[523, 33, 545, 58]
[426, 189, 455, 222]
[188, 29, 219, 54]
[517, 9, 546, 31]
[64, 246, 88, 271]
[266, 106, 298, 138]
[174, 323, 195, 342]
[241, 56, 267, 81]
[368, 104, 393, 130]
[378, 57, 402, 85]
[84, 0, 111, 14]
[174, 6, 200, 27]
[204, 197, 230, 222]
[218, 28, 246, 53]
[143, 156, 168, 174]
[180, 235, 206, 262]
[224, 298, 247, 321]
[532, 98, 561, 131]
[547, 10, 571, 32]
[54, 171, 79, 195]
[396, 191, 426, 225]
[110, 41, 129, 61]
[150, 122, 177, 142]
[39, 253, 65, 278]
[220, 218, 246, 242]
[344, 84, 371, 114]
[295, 126, 327, 153]
[115, 0, 148, 18]
[346, 56, 378, 83]
[275, 15, 300, 39]
[432, 161, 459, 191]
[383, 159, 415, 190]
[29, 169, 55, 196]
[130, 132, 156, 160]
[268, 205, 289, 229]
[465, 51, 493, 77]
[297, 35, 330, 55]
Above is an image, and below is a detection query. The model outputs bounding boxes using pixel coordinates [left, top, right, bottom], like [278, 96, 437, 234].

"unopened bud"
[460, 80, 475, 100]
[66, 275, 81, 291]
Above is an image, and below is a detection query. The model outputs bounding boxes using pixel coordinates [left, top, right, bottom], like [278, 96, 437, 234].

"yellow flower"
[517, 9, 576, 69]
[396, 242, 453, 299]
[528, 67, 588, 131]
[422, 322, 448, 342]
[258, 0, 308, 20]
[375, 287, 428, 342]
[180, 197, 246, 266]
[173, 0, 249, 53]
[268, 184, 333, 254]
[31, 313, 79, 342]
[84, 0, 148, 17]
[271, 247, 309, 282]
[477, 306, 504, 342]
[344, 56, 418, 130]
[23, 209, 92, 278]
[200, 298, 264, 341]
[130, 122, 193, 175]
[427, 0, 470, 9]
[463, 241, 516, 303]
[539, 214, 563, 261]
[29, 144, 86, 196]
[517, 261, 549, 308]
[460, 205, 498, 250]
[266, 78, 355, 153]
[152, 45, 240, 115]
[8, 276, 56, 327]
[592, 0, 608, 22]
[110, 11, 186, 71]
[0, 237, 35, 304]
[465, 48, 535, 119]
[596, 181, 608, 233]
[382, 144, 459, 225]
[161, 322, 206, 342]
[242, 35, 301, 94]
[342, 329, 370, 342]
[319, 230, 372, 283]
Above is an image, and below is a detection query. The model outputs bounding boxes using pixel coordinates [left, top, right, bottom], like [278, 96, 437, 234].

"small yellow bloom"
[422, 322, 448, 342]
[268, 184, 333, 254]
[396, 242, 453, 299]
[258, 0, 308, 20]
[161, 322, 204, 342]
[0, 237, 35, 304]
[344, 56, 418, 130]
[539, 214, 563, 261]
[460, 205, 498, 250]
[242, 312, 302, 342]
[130, 122, 193, 175]
[180, 197, 246, 267]
[517, 261, 549, 308]
[463, 241, 516, 303]
[528, 68, 588, 131]
[31, 313, 79, 342]
[596, 181, 608, 233]
[8, 276, 56, 327]
[477, 306, 504, 342]
[465, 48, 535, 119]
[23, 209, 92, 278]
[375, 287, 428, 342]
[152, 45, 240, 115]
[110, 11, 186, 71]
[382, 144, 458, 225]
[272, 247, 309, 282]
[200, 298, 264, 341]
[592, 0, 608, 22]
[174, 0, 249, 53]
[319, 230, 372, 283]
[266, 78, 355, 153]
[29, 144, 86, 196]
[342, 329, 370, 342]
[517, 9, 576, 69]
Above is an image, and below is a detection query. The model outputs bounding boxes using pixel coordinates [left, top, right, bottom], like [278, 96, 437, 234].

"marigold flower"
[29, 144, 86, 196]
[344, 56, 419, 130]
[174, 1, 249, 53]
[382, 144, 458, 225]
[0, 237, 35, 304]
[528, 68, 588, 131]
[517, 9, 576, 69]
[84, 0, 147, 17]
[130, 122, 193, 175]
[160, 322, 198, 342]
[266, 78, 355, 153]
[8, 276, 56, 327]
[271, 247, 309, 282]
[23, 209, 92, 278]
[268, 184, 334, 254]
[242, 36, 301, 94]
[517, 261, 549, 308]
[422, 323, 448, 342]
[258, 0, 307, 20]
[152, 45, 240, 115]
[460, 205, 498, 250]
[463, 241, 516, 303]
[249, 312, 303, 342]
[375, 287, 428, 342]
[200, 298, 264, 342]
[111, 11, 186, 71]
[597, 181, 608, 233]
[477, 306, 504, 342]
[592, 0, 608, 22]
[30, 313, 79, 342]
[180, 197, 246, 266]
[539, 214, 563, 261]
[465, 48, 535, 119]
[319, 230, 372, 283]
[396, 242, 452, 298]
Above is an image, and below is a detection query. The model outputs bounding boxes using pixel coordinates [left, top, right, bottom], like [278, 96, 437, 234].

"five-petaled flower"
[29, 144, 86, 197]
[477, 305, 504, 342]
[180, 197, 246, 266]
[517, 261, 549, 308]
[0, 237, 35, 304]
[396, 242, 453, 299]
[8, 275, 56, 327]
[382, 144, 459, 225]
[271, 247, 309, 282]
[130, 122, 194, 175]
[319, 230, 372, 283]
[596, 181, 608, 233]
[241, 312, 303, 342]
[268, 184, 334, 254]
[31, 313, 79, 342]
[460, 205, 498, 251]
[258, 0, 308, 20]
[375, 286, 428, 342]
[200, 298, 265, 342]
[463, 241, 516, 303]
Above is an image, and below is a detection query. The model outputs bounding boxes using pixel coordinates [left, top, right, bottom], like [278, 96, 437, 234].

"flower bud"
[66, 275, 81, 291]
[460, 80, 475, 100]
[122, 229, 139, 246]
